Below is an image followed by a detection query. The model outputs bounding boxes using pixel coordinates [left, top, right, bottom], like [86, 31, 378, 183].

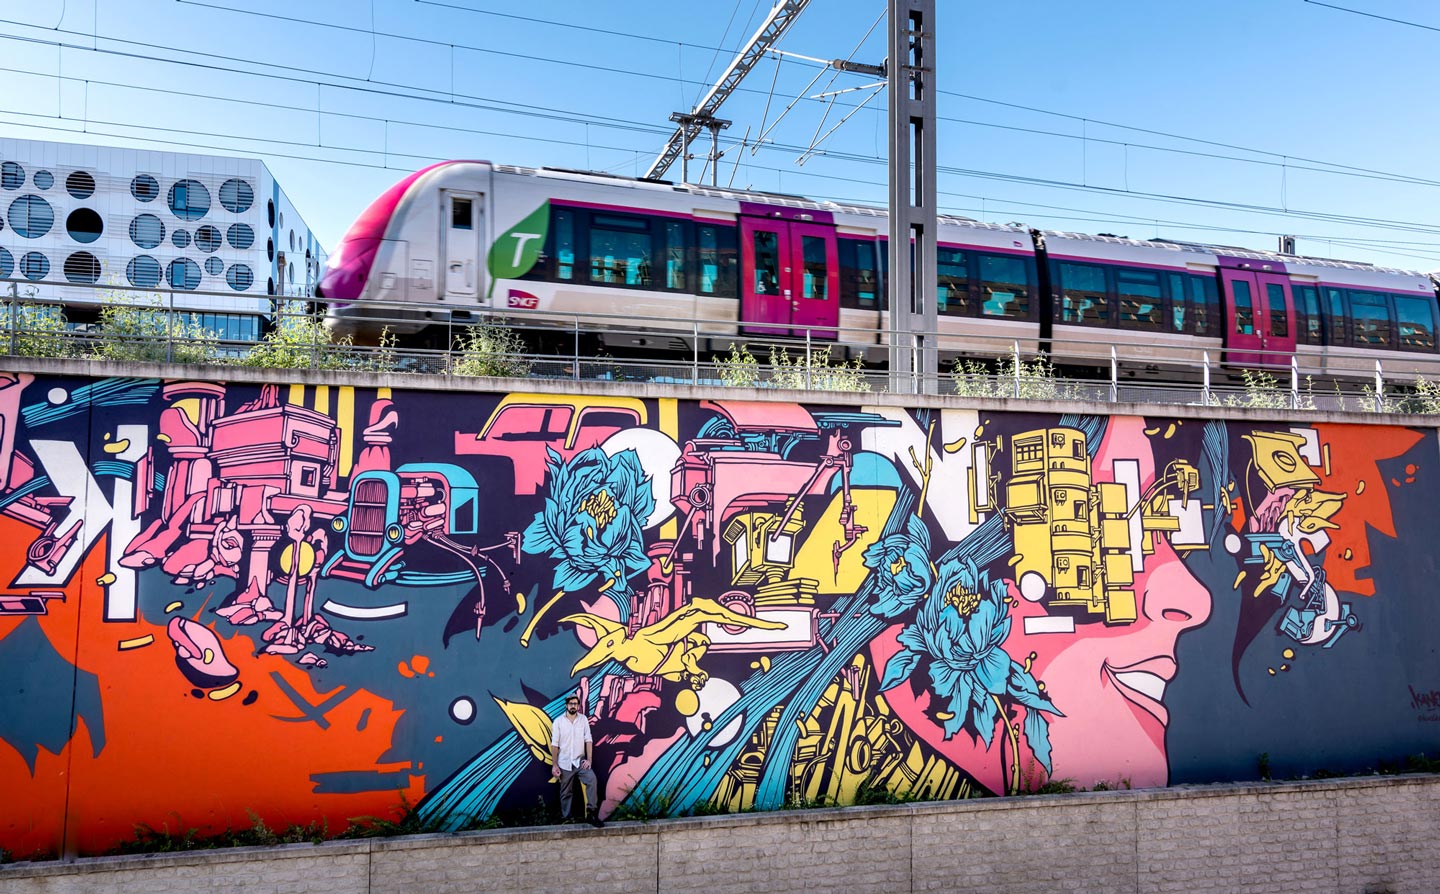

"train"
[317, 160, 1440, 379]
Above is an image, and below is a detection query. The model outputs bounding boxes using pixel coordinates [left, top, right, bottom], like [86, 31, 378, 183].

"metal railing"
[3, 277, 1438, 413]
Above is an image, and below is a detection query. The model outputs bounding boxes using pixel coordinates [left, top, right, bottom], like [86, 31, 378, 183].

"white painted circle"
[47, 387, 67, 405]
[1018, 571, 1048, 602]
[1224, 533, 1242, 555]
[449, 696, 476, 724]
[685, 678, 743, 748]
[601, 428, 680, 529]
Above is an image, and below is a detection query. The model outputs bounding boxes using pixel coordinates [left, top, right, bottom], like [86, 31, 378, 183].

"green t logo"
[486, 200, 549, 298]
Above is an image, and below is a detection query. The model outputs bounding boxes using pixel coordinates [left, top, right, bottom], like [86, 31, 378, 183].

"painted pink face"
[1007, 416, 1212, 789]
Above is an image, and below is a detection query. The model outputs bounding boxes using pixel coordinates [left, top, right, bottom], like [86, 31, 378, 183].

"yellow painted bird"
[562, 597, 787, 686]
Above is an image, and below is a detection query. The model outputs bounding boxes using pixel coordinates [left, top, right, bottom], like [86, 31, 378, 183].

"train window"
[838, 238, 878, 309]
[1348, 290, 1392, 348]
[1057, 262, 1107, 326]
[1265, 284, 1289, 338]
[1188, 275, 1218, 336]
[555, 209, 575, 281]
[664, 221, 686, 290]
[1394, 295, 1437, 352]
[1293, 285, 1323, 345]
[1167, 273, 1187, 333]
[979, 254, 1029, 319]
[1323, 288, 1348, 346]
[937, 247, 968, 316]
[752, 230, 781, 296]
[801, 235, 828, 299]
[697, 224, 737, 298]
[1232, 280, 1254, 335]
[590, 214, 653, 288]
[451, 197, 472, 230]
[1116, 268, 1162, 330]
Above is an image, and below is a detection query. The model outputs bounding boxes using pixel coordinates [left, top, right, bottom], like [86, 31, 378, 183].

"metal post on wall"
[1012, 340, 1021, 398]
[886, 0, 938, 395]
[573, 318, 581, 381]
[165, 287, 174, 364]
[1291, 356, 1300, 409]
[1202, 351, 1212, 405]
[805, 327, 813, 391]
[1109, 345, 1118, 403]
[692, 321, 700, 385]
[8, 281, 17, 355]
[1375, 360, 1384, 412]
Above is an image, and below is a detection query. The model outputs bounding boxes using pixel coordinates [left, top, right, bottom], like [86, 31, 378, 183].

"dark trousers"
[558, 765, 598, 819]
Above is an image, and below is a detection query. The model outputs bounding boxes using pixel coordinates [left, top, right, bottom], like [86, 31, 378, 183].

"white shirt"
[551, 711, 592, 771]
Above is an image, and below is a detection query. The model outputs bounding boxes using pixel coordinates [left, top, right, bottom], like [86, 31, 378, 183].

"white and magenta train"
[318, 160, 1440, 378]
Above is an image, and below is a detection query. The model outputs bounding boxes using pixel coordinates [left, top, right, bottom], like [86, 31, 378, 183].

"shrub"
[953, 352, 1080, 400]
[717, 343, 871, 392]
[92, 295, 218, 365]
[0, 300, 72, 358]
[237, 307, 364, 371]
[450, 320, 531, 378]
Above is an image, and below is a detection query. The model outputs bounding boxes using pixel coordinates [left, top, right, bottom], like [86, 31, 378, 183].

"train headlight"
[332, 516, 347, 533]
[386, 523, 403, 543]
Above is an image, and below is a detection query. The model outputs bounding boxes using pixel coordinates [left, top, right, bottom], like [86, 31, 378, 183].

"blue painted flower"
[522, 446, 655, 593]
[861, 514, 933, 619]
[879, 557, 1062, 773]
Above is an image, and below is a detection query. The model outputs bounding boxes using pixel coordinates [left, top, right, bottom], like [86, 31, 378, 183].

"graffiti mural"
[3, 371, 1438, 856]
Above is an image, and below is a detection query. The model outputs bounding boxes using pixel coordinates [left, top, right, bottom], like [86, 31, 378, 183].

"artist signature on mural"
[1409, 684, 1440, 721]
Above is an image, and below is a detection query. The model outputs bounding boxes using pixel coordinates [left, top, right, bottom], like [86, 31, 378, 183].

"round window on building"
[167, 258, 202, 290]
[65, 207, 103, 243]
[219, 178, 254, 213]
[266, 238, 274, 261]
[65, 170, 96, 200]
[267, 276, 275, 295]
[0, 246, 12, 279]
[172, 228, 191, 249]
[34, 170, 53, 190]
[127, 255, 162, 288]
[226, 222, 254, 250]
[129, 214, 165, 249]
[289, 229, 296, 252]
[267, 199, 275, 228]
[1, 161, 24, 190]
[63, 251, 101, 284]
[204, 256, 224, 276]
[195, 224, 221, 253]
[19, 251, 49, 281]
[131, 174, 159, 202]
[226, 263, 254, 291]
[9, 195, 54, 238]
[168, 179, 211, 221]
[288, 261, 295, 283]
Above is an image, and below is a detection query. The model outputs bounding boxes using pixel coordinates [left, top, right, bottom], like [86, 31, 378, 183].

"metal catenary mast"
[887, 0, 938, 394]
[645, 0, 811, 184]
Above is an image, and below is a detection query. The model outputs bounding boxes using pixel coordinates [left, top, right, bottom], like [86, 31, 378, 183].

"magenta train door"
[739, 215, 839, 339]
[1221, 265, 1296, 367]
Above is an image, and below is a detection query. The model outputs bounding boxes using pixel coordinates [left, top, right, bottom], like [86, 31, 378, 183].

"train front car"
[319, 160, 492, 338]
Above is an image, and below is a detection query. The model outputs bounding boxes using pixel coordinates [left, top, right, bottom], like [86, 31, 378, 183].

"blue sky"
[2, 0, 1439, 270]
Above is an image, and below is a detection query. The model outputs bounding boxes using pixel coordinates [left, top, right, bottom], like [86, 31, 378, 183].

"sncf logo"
[507, 289, 539, 309]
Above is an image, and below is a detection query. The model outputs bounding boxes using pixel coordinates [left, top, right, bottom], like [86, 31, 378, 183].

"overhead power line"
[1301, 0, 1440, 34]
[165, 0, 1440, 192]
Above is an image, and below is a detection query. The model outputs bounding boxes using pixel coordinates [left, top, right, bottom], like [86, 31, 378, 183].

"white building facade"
[0, 138, 325, 342]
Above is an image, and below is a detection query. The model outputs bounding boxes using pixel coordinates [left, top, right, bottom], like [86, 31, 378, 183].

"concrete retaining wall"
[5, 775, 1438, 894]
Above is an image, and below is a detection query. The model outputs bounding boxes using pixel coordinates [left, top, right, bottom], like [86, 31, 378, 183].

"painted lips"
[1104, 657, 1175, 726]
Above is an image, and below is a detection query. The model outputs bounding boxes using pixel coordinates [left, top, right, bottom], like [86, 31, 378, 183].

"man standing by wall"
[550, 694, 603, 827]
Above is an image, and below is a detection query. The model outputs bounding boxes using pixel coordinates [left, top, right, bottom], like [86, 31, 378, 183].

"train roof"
[1043, 229, 1430, 279]
[493, 163, 1031, 235]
